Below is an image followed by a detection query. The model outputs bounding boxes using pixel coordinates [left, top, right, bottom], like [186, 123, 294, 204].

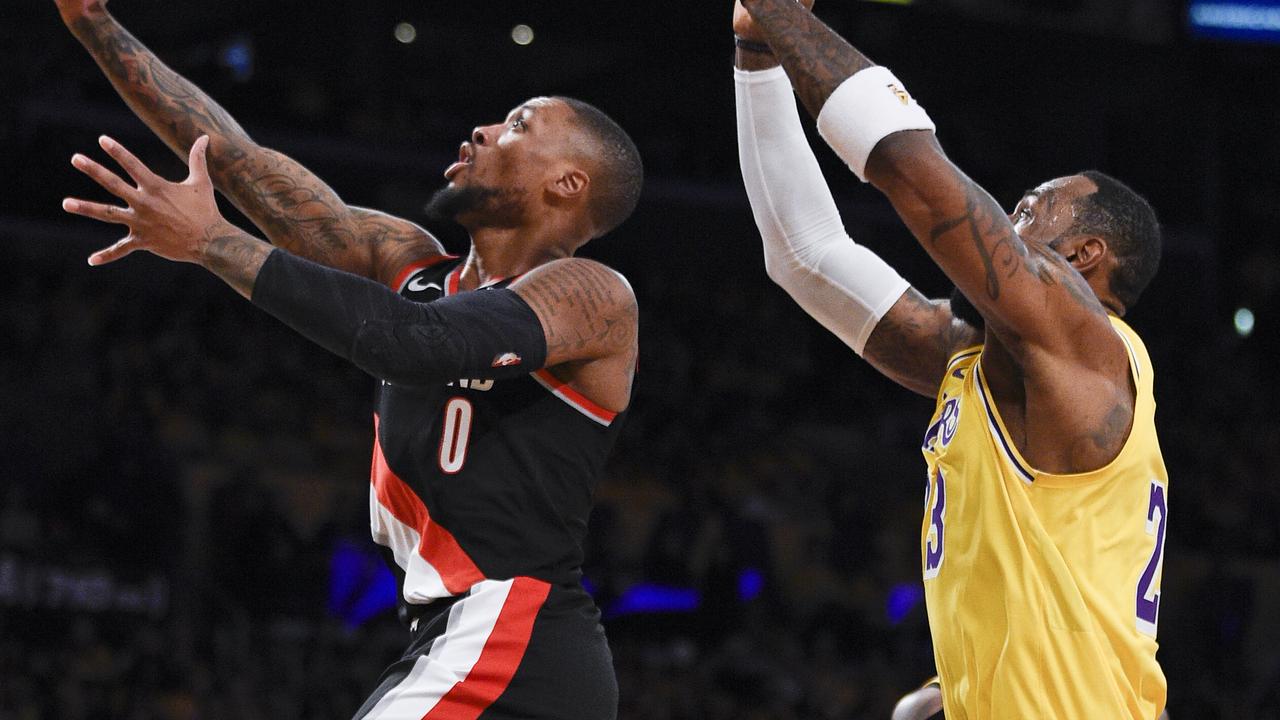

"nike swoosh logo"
[407, 277, 443, 292]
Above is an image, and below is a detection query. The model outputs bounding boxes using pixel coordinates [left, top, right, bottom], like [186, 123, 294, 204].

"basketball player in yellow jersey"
[733, 1, 1168, 718]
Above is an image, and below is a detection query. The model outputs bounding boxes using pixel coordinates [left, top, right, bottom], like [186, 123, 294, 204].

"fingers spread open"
[62, 197, 133, 226]
[87, 237, 139, 267]
[99, 135, 161, 188]
[71, 153, 137, 202]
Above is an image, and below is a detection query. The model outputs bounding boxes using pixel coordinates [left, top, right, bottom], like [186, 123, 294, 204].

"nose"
[471, 126, 490, 145]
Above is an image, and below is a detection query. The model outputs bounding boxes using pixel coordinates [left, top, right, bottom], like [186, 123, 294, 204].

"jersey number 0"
[438, 397, 474, 474]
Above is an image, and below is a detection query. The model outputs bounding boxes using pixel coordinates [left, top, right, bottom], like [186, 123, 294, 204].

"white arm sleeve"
[735, 66, 910, 356]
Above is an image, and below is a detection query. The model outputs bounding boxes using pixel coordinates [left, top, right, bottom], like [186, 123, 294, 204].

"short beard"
[423, 184, 504, 224]
[949, 286, 986, 332]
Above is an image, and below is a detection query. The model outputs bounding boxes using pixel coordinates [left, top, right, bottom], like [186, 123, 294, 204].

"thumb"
[187, 135, 211, 183]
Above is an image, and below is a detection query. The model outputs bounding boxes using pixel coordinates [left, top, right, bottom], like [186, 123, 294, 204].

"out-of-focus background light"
[511, 24, 535, 46]
[1234, 307, 1256, 337]
[394, 21, 417, 44]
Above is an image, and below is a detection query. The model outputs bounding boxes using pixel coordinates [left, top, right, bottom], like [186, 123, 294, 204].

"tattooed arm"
[57, 0, 442, 285]
[741, 0, 1139, 474]
[739, 0, 1116, 358]
[734, 0, 976, 397]
[862, 291, 980, 397]
[507, 258, 638, 411]
[63, 136, 558, 390]
[738, 0, 873, 117]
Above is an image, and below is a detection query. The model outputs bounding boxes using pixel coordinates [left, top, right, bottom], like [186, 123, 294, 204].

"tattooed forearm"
[71, 14, 250, 161]
[513, 259, 638, 364]
[863, 289, 980, 397]
[928, 183, 1028, 302]
[199, 225, 273, 300]
[926, 182, 1107, 318]
[69, 11, 429, 280]
[735, 46, 782, 72]
[739, 0, 874, 117]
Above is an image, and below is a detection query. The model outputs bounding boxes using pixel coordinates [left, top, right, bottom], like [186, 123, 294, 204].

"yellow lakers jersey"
[920, 317, 1167, 719]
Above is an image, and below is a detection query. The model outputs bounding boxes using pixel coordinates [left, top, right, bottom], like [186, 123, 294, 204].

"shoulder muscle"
[509, 258, 638, 366]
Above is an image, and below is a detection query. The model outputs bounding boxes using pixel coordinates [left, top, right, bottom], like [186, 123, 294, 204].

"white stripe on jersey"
[369, 484, 451, 602]
[360, 579, 516, 720]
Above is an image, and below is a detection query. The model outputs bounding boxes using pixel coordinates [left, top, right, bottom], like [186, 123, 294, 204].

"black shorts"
[352, 577, 617, 720]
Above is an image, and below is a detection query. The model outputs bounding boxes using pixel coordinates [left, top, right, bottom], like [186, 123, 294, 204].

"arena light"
[511, 24, 535, 46]
[394, 22, 418, 45]
[1234, 307, 1256, 337]
[604, 583, 700, 618]
[1190, 1, 1280, 43]
[218, 37, 254, 83]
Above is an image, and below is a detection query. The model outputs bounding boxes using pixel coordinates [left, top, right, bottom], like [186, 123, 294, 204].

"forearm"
[738, 0, 874, 117]
[198, 223, 274, 301]
[247, 250, 547, 385]
[68, 10, 371, 275]
[68, 10, 253, 176]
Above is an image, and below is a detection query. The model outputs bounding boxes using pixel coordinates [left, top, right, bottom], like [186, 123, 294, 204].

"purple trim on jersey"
[974, 362, 1036, 485]
[944, 349, 982, 372]
[1115, 328, 1142, 380]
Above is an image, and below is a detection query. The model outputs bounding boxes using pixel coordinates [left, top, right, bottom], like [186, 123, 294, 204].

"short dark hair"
[554, 97, 643, 237]
[1071, 170, 1162, 311]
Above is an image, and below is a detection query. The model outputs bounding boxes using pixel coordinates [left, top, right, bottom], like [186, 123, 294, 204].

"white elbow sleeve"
[816, 66, 936, 182]
[736, 66, 909, 356]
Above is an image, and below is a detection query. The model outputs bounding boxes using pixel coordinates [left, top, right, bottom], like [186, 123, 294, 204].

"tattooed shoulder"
[511, 259, 638, 363]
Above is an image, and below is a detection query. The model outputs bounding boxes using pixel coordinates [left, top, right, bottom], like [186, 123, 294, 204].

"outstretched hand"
[63, 135, 230, 267]
[734, 0, 815, 42]
[55, 0, 108, 25]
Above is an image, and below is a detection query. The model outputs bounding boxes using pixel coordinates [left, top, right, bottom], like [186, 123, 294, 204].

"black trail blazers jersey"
[370, 256, 627, 606]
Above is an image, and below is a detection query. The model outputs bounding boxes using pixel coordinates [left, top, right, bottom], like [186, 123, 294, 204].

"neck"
[458, 223, 583, 290]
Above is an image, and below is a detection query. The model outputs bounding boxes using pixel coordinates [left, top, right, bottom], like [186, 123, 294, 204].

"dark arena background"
[3, 1, 1279, 718]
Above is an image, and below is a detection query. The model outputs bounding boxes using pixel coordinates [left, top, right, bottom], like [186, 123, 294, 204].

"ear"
[547, 166, 590, 202]
[1064, 235, 1108, 274]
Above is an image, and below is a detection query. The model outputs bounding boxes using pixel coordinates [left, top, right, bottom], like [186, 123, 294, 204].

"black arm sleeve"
[250, 249, 547, 385]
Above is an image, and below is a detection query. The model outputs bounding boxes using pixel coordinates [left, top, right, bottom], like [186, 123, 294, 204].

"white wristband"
[816, 66, 936, 182]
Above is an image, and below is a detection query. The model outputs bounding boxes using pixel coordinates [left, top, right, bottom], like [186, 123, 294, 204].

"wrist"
[197, 219, 241, 266]
[734, 36, 780, 71]
[65, 8, 112, 41]
[734, 36, 773, 54]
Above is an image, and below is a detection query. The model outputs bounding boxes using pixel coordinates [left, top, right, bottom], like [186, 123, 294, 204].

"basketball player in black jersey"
[56, 1, 641, 717]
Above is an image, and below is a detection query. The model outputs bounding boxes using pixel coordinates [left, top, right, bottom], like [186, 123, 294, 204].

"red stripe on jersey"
[371, 416, 485, 594]
[445, 267, 462, 296]
[391, 254, 458, 292]
[421, 577, 551, 720]
[532, 369, 618, 425]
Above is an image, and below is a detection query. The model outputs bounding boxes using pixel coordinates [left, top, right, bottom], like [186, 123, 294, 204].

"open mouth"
[444, 142, 474, 180]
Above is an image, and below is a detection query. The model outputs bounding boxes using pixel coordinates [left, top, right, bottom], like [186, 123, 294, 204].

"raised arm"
[733, 2, 977, 396]
[63, 136, 636, 409]
[56, 0, 442, 285]
[738, 0, 1118, 362]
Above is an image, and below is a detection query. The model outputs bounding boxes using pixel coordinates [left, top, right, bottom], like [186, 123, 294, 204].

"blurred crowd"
[1, 220, 1277, 719]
